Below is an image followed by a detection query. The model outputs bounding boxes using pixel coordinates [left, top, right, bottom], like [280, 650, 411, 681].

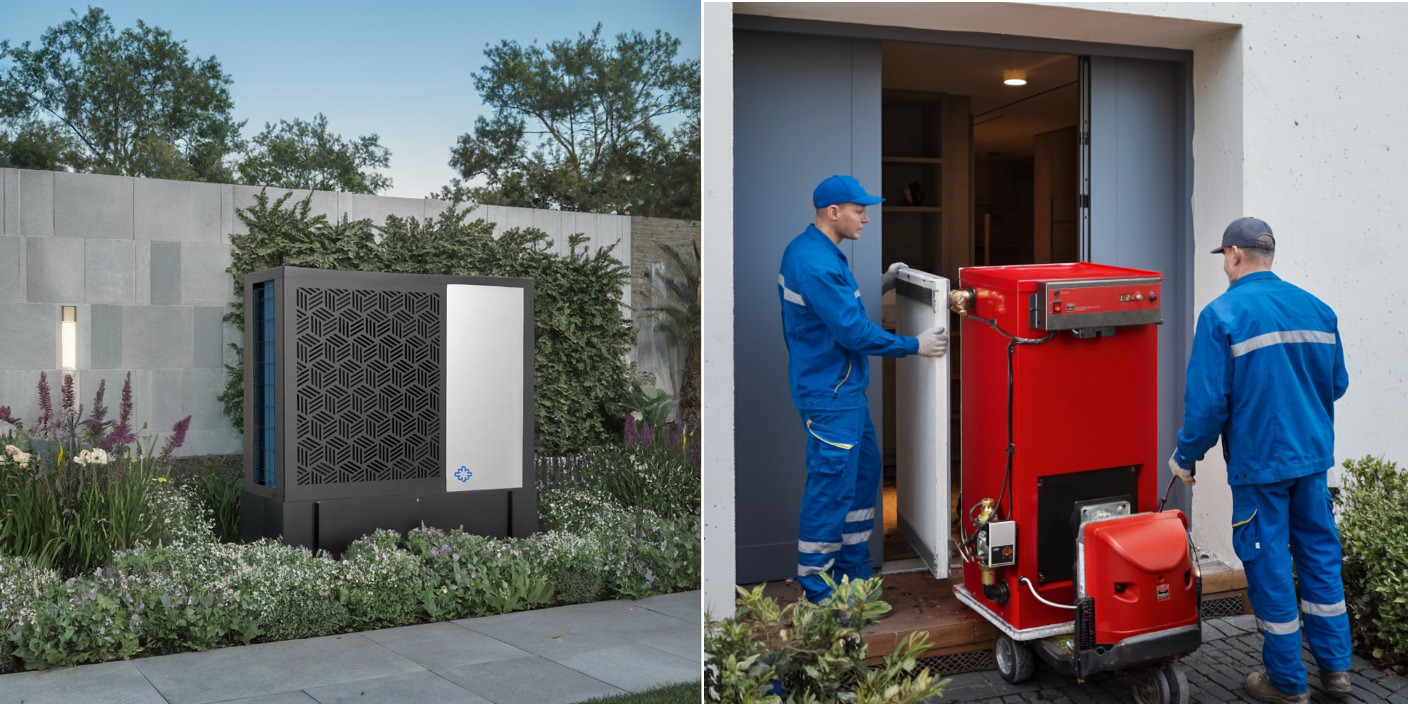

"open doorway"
[878, 43, 1080, 571]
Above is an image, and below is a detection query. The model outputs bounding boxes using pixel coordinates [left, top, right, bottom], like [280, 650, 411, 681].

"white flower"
[3, 445, 29, 468]
[72, 448, 111, 466]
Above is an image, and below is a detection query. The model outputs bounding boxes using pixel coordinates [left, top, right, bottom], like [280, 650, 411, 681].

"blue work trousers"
[796, 407, 880, 603]
[1232, 472, 1351, 695]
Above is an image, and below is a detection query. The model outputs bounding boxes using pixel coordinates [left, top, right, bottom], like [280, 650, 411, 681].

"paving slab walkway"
[0, 591, 701, 704]
[932, 613, 1408, 703]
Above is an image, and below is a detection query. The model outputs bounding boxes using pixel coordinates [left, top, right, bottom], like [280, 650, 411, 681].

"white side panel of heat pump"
[445, 284, 524, 492]
[894, 269, 951, 578]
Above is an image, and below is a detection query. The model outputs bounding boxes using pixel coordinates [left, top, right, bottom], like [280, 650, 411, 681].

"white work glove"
[916, 326, 948, 358]
[1169, 451, 1196, 485]
[882, 262, 908, 293]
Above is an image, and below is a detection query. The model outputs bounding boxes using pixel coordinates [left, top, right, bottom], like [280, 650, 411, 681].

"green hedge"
[1338, 455, 1408, 672]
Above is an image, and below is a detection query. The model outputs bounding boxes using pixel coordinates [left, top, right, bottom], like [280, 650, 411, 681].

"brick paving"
[928, 614, 1408, 703]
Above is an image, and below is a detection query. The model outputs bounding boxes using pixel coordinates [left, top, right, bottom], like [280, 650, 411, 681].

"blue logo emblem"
[454, 465, 473, 483]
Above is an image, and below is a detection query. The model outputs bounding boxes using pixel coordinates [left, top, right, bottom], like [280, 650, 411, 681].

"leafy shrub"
[0, 554, 62, 674]
[182, 457, 242, 542]
[107, 540, 345, 649]
[7, 566, 148, 669]
[542, 444, 699, 518]
[1338, 455, 1408, 672]
[340, 530, 428, 630]
[540, 486, 699, 599]
[704, 576, 948, 704]
[147, 481, 219, 547]
[222, 191, 634, 455]
[524, 531, 608, 605]
[405, 526, 553, 620]
[109, 543, 255, 654]
[235, 541, 347, 643]
[626, 384, 673, 430]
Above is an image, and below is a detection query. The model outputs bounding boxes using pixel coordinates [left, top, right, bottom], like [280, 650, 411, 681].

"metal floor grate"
[1200, 594, 1246, 619]
[917, 648, 997, 676]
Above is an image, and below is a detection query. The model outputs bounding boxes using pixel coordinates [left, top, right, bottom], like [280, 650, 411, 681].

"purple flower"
[100, 420, 136, 452]
[61, 374, 75, 414]
[119, 373, 133, 426]
[87, 379, 108, 439]
[158, 416, 191, 461]
[0, 405, 18, 427]
[36, 371, 53, 431]
[624, 412, 639, 445]
[640, 421, 653, 446]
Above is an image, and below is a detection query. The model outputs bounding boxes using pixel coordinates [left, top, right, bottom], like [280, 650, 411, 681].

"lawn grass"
[580, 681, 701, 703]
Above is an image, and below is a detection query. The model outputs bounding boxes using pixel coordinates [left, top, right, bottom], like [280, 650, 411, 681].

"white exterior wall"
[701, 1, 737, 620]
[704, 2, 1408, 612]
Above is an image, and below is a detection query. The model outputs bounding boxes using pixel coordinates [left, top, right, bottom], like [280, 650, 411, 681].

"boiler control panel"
[1030, 276, 1163, 331]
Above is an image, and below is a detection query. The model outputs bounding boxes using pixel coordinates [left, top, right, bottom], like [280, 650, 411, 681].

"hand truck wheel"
[993, 634, 1035, 684]
[1131, 661, 1190, 704]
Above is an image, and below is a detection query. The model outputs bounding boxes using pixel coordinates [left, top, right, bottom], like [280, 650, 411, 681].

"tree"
[445, 24, 699, 219]
[0, 120, 78, 170]
[238, 113, 392, 194]
[0, 7, 243, 181]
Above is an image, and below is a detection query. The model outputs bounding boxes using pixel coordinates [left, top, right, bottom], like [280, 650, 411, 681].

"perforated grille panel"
[293, 287, 441, 486]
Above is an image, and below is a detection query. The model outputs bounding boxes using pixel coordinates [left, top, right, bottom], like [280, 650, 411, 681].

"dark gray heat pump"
[240, 266, 535, 553]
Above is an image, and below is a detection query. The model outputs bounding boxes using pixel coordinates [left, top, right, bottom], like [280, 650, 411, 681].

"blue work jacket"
[778, 224, 918, 410]
[1174, 271, 1348, 485]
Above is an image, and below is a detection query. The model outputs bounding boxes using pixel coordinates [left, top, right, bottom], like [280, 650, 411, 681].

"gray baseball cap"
[1212, 217, 1276, 254]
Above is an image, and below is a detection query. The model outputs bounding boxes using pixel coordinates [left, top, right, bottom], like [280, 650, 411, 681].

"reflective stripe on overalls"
[796, 408, 879, 603]
[1233, 473, 1351, 696]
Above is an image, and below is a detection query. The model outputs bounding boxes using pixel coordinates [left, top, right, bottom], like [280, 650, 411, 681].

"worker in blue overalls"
[1170, 217, 1351, 703]
[778, 174, 949, 604]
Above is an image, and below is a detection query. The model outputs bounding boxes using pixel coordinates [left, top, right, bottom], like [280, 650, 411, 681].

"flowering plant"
[0, 372, 200, 576]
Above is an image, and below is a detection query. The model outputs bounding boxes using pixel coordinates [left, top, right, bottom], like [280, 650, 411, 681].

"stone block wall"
[0, 168, 655, 457]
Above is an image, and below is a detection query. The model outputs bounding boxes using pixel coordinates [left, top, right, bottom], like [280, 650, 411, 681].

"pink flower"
[158, 415, 192, 461]
[100, 420, 136, 452]
[87, 379, 108, 439]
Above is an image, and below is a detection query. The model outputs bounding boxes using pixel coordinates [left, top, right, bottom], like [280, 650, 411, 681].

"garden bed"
[1, 438, 699, 673]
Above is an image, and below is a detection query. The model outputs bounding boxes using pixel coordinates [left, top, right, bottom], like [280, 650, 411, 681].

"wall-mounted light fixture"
[60, 306, 77, 370]
[1003, 70, 1028, 86]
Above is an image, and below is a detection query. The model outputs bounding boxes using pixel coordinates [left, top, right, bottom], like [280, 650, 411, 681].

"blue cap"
[813, 175, 884, 208]
[1212, 217, 1275, 254]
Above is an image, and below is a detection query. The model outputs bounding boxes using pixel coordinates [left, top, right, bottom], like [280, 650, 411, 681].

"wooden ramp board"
[740, 557, 1248, 665]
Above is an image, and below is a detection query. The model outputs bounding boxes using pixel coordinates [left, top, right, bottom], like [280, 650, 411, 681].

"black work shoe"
[1320, 670, 1352, 697]
[1245, 671, 1309, 704]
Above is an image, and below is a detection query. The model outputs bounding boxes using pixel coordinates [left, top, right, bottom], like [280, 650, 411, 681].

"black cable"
[961, 314, 1055, 521]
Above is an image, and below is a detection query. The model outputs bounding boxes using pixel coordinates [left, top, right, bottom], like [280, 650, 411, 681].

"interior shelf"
[882, 156, 943, 164]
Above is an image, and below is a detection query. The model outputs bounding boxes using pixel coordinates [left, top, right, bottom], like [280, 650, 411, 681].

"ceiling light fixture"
[1003, 69, 1027, 86]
